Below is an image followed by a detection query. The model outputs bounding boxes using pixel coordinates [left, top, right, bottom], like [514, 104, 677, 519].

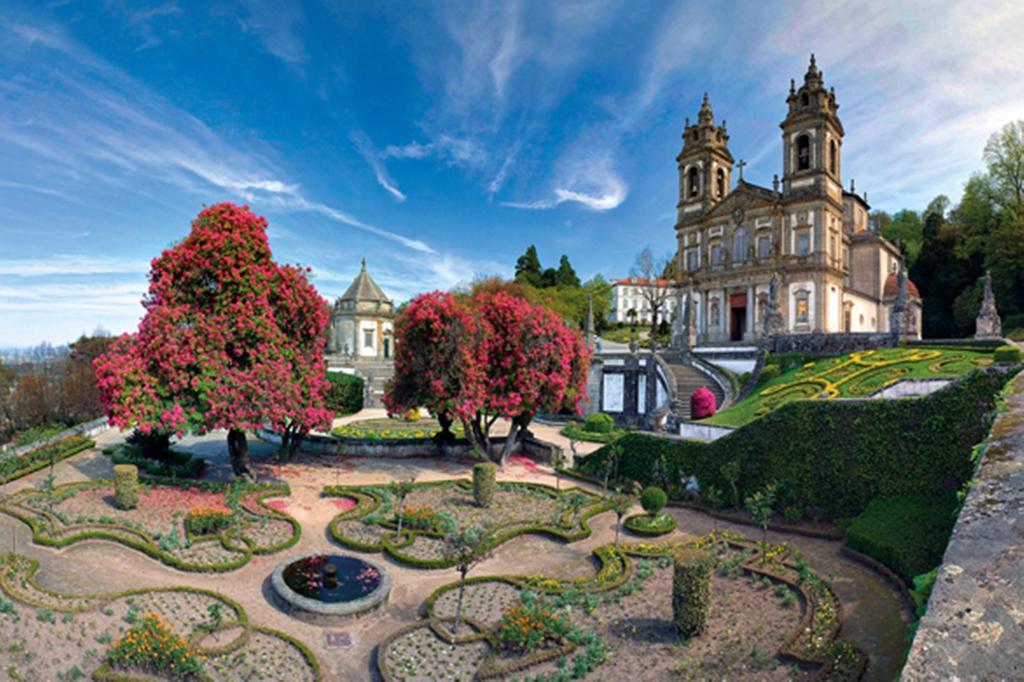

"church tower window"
[829, 139, 838, 175]
[796, 135, 811, 171]
[716, 168, 726, 197]
[688, 167, 700, 197]
[757, 234, 771, 258]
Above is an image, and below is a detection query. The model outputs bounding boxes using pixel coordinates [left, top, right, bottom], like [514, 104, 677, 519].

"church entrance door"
[729, 293, 747, 342]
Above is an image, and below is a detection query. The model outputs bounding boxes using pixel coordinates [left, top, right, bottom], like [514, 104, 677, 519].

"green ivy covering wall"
[577, 368, 1018, 519]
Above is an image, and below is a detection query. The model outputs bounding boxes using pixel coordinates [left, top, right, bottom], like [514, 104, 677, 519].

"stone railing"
[0, 417, 109, 459]
[902, 370, 1024, 679]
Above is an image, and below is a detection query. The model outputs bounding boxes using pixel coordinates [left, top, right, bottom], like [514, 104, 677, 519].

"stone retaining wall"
[769, 332, 896, 356]
[0, 417, 109, 459]
[902, 370, 1024, 680]
[678, 421, 735, 442]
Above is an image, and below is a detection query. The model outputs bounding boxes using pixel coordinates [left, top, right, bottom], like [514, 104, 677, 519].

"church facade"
[674, 55, 922, 344]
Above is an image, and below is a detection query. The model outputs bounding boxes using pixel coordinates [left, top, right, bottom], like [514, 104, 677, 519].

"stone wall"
[902, 370, 1024, 680]
[769, 332, 895, 356]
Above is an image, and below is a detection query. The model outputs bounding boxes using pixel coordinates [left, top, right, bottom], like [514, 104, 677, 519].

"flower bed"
[377, 531, 865, 681]
[623, 512, 677, 536]
[331, 418, 464, 441]
[0, 435, 95, 485]
[325, 479, 609, 569]
[0, 479, 300, 572]
[0, 554, 321, 682]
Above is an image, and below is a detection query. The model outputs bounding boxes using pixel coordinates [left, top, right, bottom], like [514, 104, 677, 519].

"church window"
[688, 167, 700, 198]
[796, 229, 811, 256]
[795, 292, 810, 323]
[687, 249, 699, 271]
[716, 168, 726, 198]
[732, 227, 750, 262]
[829, 235, 836, 259]
[796, 135, 811, 171]
[710, 243, 723, 265]
[757, 235, 771, 258]
[801, 92, 809, 107]
[363, 329, 374, 350]
[829, 139, 838, 174]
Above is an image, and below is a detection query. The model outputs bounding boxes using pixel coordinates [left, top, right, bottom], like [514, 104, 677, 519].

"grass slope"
[704, 347, 993, 428]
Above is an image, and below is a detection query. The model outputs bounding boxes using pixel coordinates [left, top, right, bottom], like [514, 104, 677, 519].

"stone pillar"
[745, 285, 754, 341]
[584, 356, 603, 416]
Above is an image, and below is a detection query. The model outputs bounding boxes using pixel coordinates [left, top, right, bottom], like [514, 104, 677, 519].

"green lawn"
[703, 346, 993, 428]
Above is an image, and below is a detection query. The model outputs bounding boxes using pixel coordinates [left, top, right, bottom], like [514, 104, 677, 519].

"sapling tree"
[441, 522, 492, 644]
[720, 460, 741, 508]
[744, 483, 777, 565]
[551, 447, 567, 491]
[387, 477, 416, 541]
[609, 491, 632, 545]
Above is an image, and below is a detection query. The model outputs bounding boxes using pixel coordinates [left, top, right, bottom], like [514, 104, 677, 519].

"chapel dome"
[883, 273, 920, 299]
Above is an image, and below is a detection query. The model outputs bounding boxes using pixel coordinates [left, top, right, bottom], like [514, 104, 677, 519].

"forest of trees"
[872, 121, 1024, 338]
[506, 245, 613, 331]
[0, 333, 114, 446]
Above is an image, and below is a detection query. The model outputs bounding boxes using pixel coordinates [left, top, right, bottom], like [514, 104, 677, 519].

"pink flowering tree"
[383, 291, 483, 442]
[388, 290, 590, 466]
[94, 203, 332, 479]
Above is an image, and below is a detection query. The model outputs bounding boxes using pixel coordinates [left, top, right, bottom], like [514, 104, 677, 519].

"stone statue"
[584, 295, 595, 350]
[889, 257, 917, 340]
[975, 271, 1003, 340]
[763, 273, 785, 337]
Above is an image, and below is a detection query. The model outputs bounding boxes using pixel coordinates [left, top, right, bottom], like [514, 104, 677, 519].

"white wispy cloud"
[0, 256, 149, 277]
[350, 130, 406, 202]
[238, 0, 307, 65]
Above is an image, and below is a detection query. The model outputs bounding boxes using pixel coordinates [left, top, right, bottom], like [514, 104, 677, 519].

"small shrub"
[325, 372, 364, 415]
[473, 462, 497, 508]
[993, 345, 1021, 364]
[583, 413, 615, 434]
[673, 548, 711, 637]
[106, 612, 203, 678]
[690, 387, 716, 419]
[401, 408, 420, 422]
[495, 598, 573, 653]
[184, 506, 233, 536]
[640, 486, 668, 515]
[760, 364, 781, 382]
[125, 430, 172, 459]
[394, 505, 441, 531]
[113, 464, 139, 510]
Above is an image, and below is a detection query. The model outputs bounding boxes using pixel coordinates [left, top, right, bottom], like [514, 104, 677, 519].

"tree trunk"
[452, 565, 468, 645]
[615, 516, 622, 545]
[497, 414, 532, 467]
[396, 496, 405, 541]
[227, 428, 253, 481]
[462, 415, 491, 460]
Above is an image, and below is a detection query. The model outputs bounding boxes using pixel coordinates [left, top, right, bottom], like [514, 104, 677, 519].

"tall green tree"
[555, 255, 581, 288]
[982, 120, 1024, 209]
[514, 245, 543, 287]
[880, 209, 925, 267]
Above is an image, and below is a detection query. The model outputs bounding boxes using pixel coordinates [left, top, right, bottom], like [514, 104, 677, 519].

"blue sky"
[2, 1, 1022, 346]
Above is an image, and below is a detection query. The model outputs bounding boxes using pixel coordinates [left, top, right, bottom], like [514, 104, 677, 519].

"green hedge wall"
[0, 435, 95, 484]
[576, 368, 1017, 519]
[326, 372, 364, 415]
[845, 495, 959, 583]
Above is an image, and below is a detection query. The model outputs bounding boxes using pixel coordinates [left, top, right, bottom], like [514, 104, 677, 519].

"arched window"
[732, 227, 750, 262]
[796, 135, 811, 171]
[687, 167, 700, 198]
[716, 168, 726, 198]
[829, 139, 837, 174]
[801, 92, 809, 107]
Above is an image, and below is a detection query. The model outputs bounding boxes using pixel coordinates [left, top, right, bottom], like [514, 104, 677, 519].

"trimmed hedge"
[994, 344, 1021, 363]
[640, 486, 667, 515]
[113, 464, 139, 510]
[576, 368, 1017, 519]
[0, 435, 95, 484]
[623, 512, 676, 536]
[583, 412, 614, 434]
[109, 444, 205, 479]
[473, 462, 497, 508]
[672, 548, 711, 637]
[326, 372, 364, 415]
[844, 495, 958, 583]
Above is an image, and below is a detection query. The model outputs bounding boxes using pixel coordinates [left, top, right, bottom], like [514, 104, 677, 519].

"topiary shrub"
[640, 485, 667, 515]
[473, 462, 497, 508]
[690, 386, 716, 419]
[583, 412, 614, 434]
[759, 364, 781, 382]
[673, 547, 711, 637]
[113, 464, 139, 510]
[325, 372, 365, 415]
[126, 429, 172, 459]
[994, 345, 1021, 364]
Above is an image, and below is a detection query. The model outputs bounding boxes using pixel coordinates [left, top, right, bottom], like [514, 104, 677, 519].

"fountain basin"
[270, 552, 391, 621]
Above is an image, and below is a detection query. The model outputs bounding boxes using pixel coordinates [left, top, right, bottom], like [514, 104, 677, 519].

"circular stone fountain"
[271, 552, 391, 621]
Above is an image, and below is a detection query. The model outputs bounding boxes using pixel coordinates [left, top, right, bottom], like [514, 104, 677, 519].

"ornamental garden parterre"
[0, 203, 1018, 681]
